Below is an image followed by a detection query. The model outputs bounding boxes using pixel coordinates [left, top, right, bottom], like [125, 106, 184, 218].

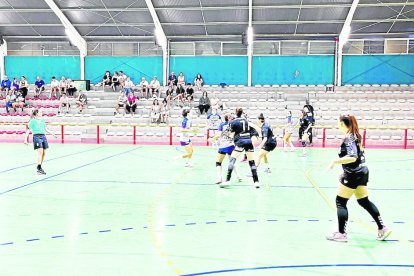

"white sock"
[216, 165, 222, 181]
[289, 142, 295, 149]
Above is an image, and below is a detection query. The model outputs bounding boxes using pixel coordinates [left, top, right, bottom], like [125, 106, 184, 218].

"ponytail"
[339, 114, 362, 142]
[31, 109, 39, 119]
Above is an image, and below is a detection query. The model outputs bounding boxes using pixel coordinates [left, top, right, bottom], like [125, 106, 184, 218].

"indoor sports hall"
[0, 0, 413, 275]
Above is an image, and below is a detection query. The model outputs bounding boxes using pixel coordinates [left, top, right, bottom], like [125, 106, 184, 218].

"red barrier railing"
[1, 123, 413, 149]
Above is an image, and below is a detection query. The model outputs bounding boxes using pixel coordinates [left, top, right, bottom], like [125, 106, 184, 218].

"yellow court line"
[304, 167, 413, 246]
[146, 169, 189, 275]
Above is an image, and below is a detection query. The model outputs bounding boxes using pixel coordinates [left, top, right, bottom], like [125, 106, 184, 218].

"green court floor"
[0, 144, 413, 276]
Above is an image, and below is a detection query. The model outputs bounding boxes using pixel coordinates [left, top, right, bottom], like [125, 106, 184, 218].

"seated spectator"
[168, 71, 177, 88]
[194, 73, 203, 91]
[150, 76, 161, 98]
[210, 92, 222, 111]
[125, 91, 138, 115]
[5, 90, 16, 113]
[185, 83, 194, 103]
[11, 78, 19, 94]
[19, 76, 28, 98]
[34, 76, 45, 98]
[60, 76, 68, 95]
[151, 98, 161, 123]
[1, 75, 11, 97]
[114, 91, 126, 115]
[123, 77, 134, 96]
[58, 93, 70, 114]
[118, 71, 126, 90]
[111, 72, 120, 92]
[50, 76, 60, 98]
[76, 91, 87, 113]
[160, 99, 169, 124]
[198, 91, 210, 115]
[177, 72, 186, 93]
[165, 89, 173, 107]
[139, 77, 149, 98]
[13, 91, 25, 112]
[103, 71, 111, 86]
[67, 79, 77, 97]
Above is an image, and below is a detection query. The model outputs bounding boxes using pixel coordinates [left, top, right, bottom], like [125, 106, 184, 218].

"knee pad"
[336, 196, 348, 209]
[248, 160, 257, 170]
[216, 162, 222, 167]
[228, 157, 236, 170]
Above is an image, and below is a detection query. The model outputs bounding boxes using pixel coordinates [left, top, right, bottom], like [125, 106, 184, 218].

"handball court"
[0, 144, 413, 275]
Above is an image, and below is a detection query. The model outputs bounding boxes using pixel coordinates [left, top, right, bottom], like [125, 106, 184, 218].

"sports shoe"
[326, 232, 348, 242]
[184, 163, 193, 168]
[219, 181, 231, 188]
[254, 182, 261, 189]
[264, 168, 271, 173]
[237, 177, 243, 182]
[240, 157, 247, 163]
[37, 168, 46, 175]
[377, 226, 392, 241]
[215, 179, 222, 185]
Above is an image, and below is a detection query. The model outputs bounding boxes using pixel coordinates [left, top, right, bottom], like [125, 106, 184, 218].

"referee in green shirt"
[24, 109, 57, 175]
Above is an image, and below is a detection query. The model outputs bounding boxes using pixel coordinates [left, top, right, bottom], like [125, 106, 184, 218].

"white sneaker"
[326, 232, 348, 242]
[219, 181, 231, 188]
[377, 226, 392, 241]
[254, 182, 261, 189]
[215, 179, 222, 185]
[264, 168, 271, 173]
[184, 163, 193, 168]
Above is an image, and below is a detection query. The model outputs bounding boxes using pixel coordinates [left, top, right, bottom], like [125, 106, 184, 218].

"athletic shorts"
[263, 142, 277, 152]
[33, 134, 49, 150]
[234, 138, 254, 152]
[180, 140, 191, 146]
[218, 146, 235, 155]
[339, 167, 369, 189]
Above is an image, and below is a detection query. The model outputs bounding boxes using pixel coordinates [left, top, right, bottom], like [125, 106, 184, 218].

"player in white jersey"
[210, 113, 242, 184]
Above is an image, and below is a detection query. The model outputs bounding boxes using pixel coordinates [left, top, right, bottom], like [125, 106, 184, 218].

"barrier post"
[322, 128, 326, 148]
[206, 129, 210, 146]
[362, 129, 367, 148]
[61, 124, 64, 144]
[97, 125, 100, 144]
[133, 125, 136, 145]
[169, 126, 173, 145]
[403, 128, 408, 149]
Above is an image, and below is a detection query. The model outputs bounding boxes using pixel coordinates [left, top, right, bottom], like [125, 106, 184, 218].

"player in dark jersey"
[298, 110, 314, 156]
[326, 114, 391, 242]
[241, 113, 260, 162]
[220, 108, 261, 188]
[255, 113, 277, 173]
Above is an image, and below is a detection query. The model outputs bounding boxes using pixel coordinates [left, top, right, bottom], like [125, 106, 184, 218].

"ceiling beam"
[0, 2, 414, 12]
[43, 0, 86, 55]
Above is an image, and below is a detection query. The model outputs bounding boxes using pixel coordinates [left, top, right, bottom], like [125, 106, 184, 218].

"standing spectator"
[59, 76, 68, 95]
[168, 71, 177, 88]
[13, 91, 25, 113]
[5, 90, 16, 113]
[1, 75, 11, 97]
[198, 91, 210, 115]
[160, 99, 169, 124]
[210, 92, 222, 112]
[58, 93, 70, 114]
[76, 91, 87, 113]
[20, 76, 28, 98]
[50, 76, 60, 98]
[139, 77, 149, 98]
[194, 73, 203, 91]
[151, 98, 161, 123]
[125, 91, 138, 115]
[102, 71, 111, 86]
[123, 76, 134, 96]
[114, 91, 126, 115]
[67, 79, 77, 97]
[34, 76, 45, 98]
[150, 76, 161, 98]
[177, 72, 186, 94]
[111, 72, 120, 92]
